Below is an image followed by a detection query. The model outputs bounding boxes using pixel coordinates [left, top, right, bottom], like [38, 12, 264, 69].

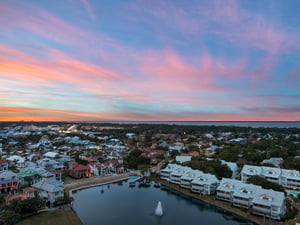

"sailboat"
[155, 201, 163, 216]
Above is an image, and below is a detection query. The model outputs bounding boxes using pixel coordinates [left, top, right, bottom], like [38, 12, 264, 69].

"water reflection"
[72, 180, 257, 225]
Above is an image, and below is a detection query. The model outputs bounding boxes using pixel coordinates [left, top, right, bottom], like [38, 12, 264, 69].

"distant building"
[176, 156, 192, 164]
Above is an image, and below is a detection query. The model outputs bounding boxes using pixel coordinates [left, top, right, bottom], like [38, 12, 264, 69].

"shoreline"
[64, 172, 135, 194]
[156, 179, 279, 225]
[64, 174, 283, 225]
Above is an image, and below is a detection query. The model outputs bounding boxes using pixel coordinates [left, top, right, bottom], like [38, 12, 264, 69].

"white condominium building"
[217, 178, 286, 220]
[191, 173, 219, 195]
[160, 164, 219, 195]
[241, 165, 300, 190]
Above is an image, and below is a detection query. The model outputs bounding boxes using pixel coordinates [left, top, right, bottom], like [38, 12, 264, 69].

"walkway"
[64, 172, 135, 193]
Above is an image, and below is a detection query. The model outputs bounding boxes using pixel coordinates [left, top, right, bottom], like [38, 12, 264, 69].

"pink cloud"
[0, 105, 298, 122]
[80, 0, 96, 19]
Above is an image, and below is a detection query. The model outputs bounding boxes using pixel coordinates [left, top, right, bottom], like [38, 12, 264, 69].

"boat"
[154, 182, 161, 188]
[128, 176, 143, 185]
[155, 201, 163, 216]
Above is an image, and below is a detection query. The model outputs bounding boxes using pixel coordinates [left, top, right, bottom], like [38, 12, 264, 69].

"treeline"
[0, 197, 45, 225]
[124, 150, 151, 170]
[246, 175, 285, 192]
[183, 158, 232, 179]
[216, 139, 300, 167]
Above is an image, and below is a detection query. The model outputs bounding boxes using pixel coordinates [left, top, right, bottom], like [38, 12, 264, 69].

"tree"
[247, 175, 285, 192]
[0, 210, 21, 225]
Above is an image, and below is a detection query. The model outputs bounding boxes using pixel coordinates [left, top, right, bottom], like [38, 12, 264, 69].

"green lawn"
[18, 209, 82, 225]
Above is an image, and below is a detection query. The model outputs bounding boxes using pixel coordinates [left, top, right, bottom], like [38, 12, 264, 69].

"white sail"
[155, 201, 163, 216]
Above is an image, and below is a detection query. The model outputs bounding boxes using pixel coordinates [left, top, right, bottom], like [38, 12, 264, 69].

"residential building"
[216, 178, 286, 220]
[180, 170, 201, 189]
[170, 166, 191, 184]
[0, 170, 19, 193]
[160, 164, 181, 181]
[252, 189, 286, 220]
[32, 171, 64, 205]
[191, 173, 219, 195]
[0, 159, 8, 172]
[68, 164, 91, 179]
[241, 165, 300, 190]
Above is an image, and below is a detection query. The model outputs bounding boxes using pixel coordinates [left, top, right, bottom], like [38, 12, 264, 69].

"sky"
[0, 0, 299, 121]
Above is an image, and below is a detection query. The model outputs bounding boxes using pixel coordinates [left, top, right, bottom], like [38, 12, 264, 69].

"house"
[176, 156, 192, 164]
[32, 172, 64, 205]
[68, 164, 91, 179]
[0, 170, 19, 193]
[17, 167, 43, 185]
[261, 157, 283, 167]
[43, 151, 59, 159]
[32, 180, 64, 205]
[4, 187, 36, 205]
[0, 159, 8, 172]
[89, 162, 102, 176]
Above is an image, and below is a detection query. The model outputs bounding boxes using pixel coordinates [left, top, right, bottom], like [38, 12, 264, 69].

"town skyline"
[0, 0, 300, 121]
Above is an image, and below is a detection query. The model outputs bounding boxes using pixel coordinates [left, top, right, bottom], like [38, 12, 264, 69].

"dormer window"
[261, 194, 272, 201]
[199, 177, 206, 181]
[248, 169, 255, 173]
[240, 188, 250, 194]
[224, 183, 232, 188]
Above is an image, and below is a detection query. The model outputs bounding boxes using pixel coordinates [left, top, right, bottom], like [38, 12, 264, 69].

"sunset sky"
[0, 0, 299, 121]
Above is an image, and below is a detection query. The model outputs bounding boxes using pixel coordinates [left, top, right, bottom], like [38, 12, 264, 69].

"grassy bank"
[18, 208, 82, 225]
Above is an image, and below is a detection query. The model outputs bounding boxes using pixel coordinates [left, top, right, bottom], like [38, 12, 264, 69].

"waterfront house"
[32, 180, 64, 205]
[32, 171, 64, 205]
[68, 164, 91, 179]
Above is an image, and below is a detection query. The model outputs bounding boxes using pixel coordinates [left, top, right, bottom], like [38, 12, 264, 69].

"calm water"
[92, 121, 300, 128]
[72, 180, 256, 225]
